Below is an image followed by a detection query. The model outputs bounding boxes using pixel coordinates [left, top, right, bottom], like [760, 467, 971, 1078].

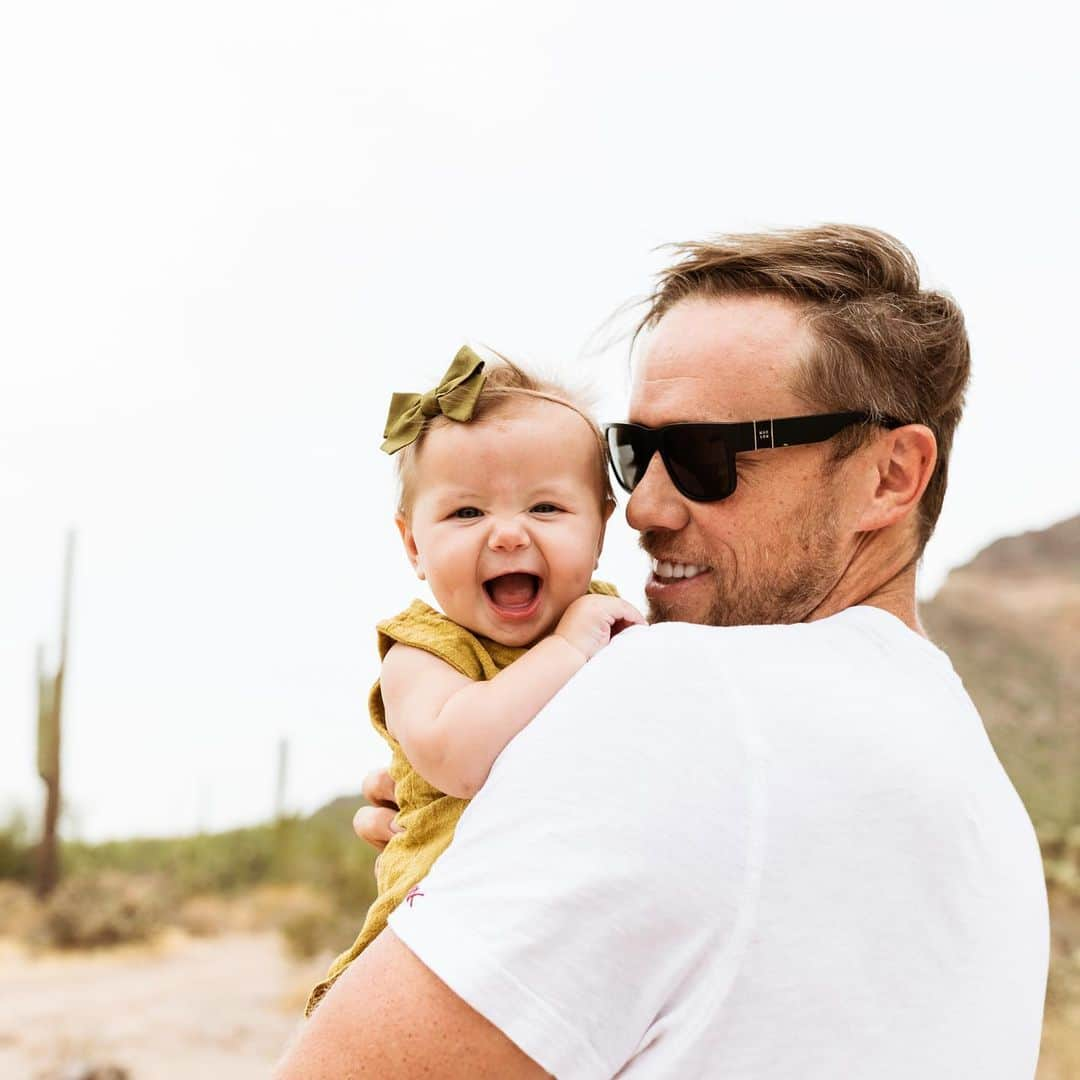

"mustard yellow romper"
[306, 582, 617, 1014]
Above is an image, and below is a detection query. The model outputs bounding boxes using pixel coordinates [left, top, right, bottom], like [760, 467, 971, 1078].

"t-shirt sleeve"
[387, 626, 764, 1079]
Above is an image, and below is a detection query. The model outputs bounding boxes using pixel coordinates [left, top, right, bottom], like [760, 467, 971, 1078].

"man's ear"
[854, 424, 937, 535]
[395, 512, 425, 580]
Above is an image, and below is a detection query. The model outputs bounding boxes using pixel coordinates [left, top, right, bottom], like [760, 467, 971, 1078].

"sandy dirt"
[0, 932, 329, 1080]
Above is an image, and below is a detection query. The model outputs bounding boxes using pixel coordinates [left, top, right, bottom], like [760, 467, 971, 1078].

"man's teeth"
[651, 559, 709, 580]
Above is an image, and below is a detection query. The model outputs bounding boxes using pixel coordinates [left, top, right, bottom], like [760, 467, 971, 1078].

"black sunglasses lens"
[606, 426, 654, 492]
[663, 426, 734, 500]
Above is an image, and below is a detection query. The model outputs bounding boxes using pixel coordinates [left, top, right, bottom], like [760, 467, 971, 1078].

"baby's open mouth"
[483, 573, 543, 617]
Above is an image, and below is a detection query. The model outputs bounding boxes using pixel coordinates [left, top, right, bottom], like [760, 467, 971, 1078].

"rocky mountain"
[963, 515, 1080, 579]
[920, 514, 1080, 826]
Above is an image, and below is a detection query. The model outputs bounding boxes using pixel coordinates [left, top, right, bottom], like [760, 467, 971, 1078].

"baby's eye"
[531, 503, 561, 514]
[453, 507, 483, 519]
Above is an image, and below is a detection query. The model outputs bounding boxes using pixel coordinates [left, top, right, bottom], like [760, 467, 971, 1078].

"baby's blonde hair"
[394, 353, 614, 518]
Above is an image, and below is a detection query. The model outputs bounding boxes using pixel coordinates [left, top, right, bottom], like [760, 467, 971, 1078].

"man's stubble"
[644, 483, 848, 628]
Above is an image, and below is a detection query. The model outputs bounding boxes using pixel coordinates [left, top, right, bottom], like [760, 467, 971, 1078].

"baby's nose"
[488, 519, 531, 551]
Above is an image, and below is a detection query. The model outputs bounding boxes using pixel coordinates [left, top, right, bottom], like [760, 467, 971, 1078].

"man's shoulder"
[568, 607, 954, 741]
[587, 613, 851, 680]
[594, 605, 933, 667]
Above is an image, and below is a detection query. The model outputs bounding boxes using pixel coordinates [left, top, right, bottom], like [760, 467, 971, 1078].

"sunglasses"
[605, 412, 904, 503]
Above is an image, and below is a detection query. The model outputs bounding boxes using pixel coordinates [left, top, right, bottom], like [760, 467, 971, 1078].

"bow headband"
[380, 346, 488, 455]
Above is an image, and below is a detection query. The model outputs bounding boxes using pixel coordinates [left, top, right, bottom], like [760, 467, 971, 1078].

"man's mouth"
[650, 558, 711, 582]
[483, 572, 544, 620]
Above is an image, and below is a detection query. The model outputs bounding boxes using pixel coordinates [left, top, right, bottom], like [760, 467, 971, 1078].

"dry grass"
[175, 884, 359, 959]
[1039, 887, 1080, 1078]
[0, 881, 40, 939]
[1040, 1010, 1080, 1080]
[33, 872, 169, 950]
[176, 883, 331, 937]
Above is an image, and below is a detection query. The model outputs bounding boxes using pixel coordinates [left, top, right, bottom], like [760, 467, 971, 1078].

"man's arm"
[274, 928, 548, 1079]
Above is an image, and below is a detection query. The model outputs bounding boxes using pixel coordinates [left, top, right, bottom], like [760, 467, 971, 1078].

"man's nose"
[625, 453, 691, 533]
[487, 517, 531, 551]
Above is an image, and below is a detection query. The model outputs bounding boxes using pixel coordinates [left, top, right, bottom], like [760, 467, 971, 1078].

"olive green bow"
[380, 346, 488, 454]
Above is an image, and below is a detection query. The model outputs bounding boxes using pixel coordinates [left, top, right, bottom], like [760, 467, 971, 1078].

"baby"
[306, 346, 642, 1013]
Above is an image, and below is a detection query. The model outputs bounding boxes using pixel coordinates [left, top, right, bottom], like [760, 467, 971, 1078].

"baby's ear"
[395, 512, 425, 580]
[594, 498, 616, 568]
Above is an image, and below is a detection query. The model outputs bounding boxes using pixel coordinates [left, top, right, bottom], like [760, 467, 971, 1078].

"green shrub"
[36, 872, 169, 949]
[59, 801, 378, 918]
[0, 813, 33, 883]
[36, 796, 379, 952]
[281, 906, 361, 961]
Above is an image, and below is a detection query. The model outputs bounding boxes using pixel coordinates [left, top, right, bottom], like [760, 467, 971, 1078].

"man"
[277, 225, 1049, 1078]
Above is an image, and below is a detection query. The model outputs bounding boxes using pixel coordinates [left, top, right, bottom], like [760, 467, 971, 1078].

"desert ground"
[0, 931, 329, 1080]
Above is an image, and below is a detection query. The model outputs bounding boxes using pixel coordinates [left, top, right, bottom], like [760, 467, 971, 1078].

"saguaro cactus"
[273, 736, 296, 872]
[274, 737, 290, 823]
[35, 530, 75, 898]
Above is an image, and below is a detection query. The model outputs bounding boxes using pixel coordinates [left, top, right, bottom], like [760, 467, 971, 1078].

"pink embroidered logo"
[405, 886, 424, 908]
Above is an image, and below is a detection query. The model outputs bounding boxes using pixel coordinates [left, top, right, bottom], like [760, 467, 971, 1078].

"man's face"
[627, 294, 861, 627]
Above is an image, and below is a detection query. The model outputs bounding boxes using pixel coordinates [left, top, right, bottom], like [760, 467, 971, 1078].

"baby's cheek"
[561, 564, 597, 602]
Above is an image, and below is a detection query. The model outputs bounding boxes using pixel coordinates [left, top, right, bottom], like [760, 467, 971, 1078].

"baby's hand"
[554, 595, 646, 661]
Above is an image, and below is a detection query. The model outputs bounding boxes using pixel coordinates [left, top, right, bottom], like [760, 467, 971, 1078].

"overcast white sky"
[2, 1, 1077, 840]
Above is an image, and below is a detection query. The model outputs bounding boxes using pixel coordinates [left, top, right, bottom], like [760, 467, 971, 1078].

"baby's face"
[399, 399, 611, 647]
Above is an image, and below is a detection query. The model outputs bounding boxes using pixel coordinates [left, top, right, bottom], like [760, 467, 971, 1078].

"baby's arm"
[381, 594, 644, 800]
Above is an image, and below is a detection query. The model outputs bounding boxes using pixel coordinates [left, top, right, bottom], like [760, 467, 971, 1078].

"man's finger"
[353, 805, 399, 852]
[361, 766, 398, 809]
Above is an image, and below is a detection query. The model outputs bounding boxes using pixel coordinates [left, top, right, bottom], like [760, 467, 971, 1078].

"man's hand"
[554, 594, 645, 661]
[354, 766, 401, 851]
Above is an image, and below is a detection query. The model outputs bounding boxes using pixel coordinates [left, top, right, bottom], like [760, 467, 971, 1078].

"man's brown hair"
[395, 354, 614, 517]
[637, 224, 970, 551]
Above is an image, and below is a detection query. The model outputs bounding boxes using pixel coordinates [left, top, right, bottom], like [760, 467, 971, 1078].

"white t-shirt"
[388, 606, 1049, 1079]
